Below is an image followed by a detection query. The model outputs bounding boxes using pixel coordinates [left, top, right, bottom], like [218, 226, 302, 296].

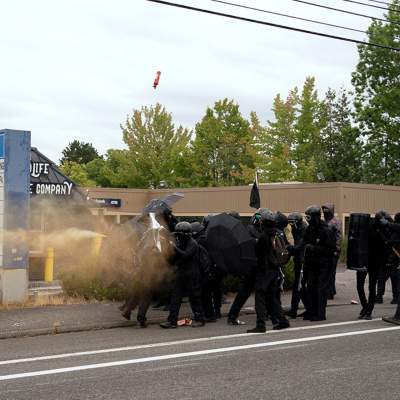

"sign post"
[0, 129, 30, 304]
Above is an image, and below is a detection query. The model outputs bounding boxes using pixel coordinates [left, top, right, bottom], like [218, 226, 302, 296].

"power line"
[338, 0, 400, 13]
[290, 0, 400, 25]
[208, 0, 366, 33]
[364, 0, 399, 7]
[146, 0, 400, 51]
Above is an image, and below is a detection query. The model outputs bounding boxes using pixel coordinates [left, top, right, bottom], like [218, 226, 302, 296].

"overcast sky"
[0, 0, 384, 162]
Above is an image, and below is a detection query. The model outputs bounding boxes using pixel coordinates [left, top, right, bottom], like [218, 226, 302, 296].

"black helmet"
[322, 203, 335, 221]
[288, 212, 303, 229]
[305, 205, 321, 225]
[374, 210, 391, 223]
[276, 211, 288, 230]
[175, 221, 192, 235]
[260, 210, 277, 228]
[191, 221, 203, 235]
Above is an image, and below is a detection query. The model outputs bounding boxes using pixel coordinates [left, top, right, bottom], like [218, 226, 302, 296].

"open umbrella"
[143, 193, 184, 214]
[205, 213, 257, 276]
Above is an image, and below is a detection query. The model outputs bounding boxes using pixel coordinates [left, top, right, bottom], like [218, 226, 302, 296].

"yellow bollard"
[92, 235, 104, 256]
[44, 247, 54, 282]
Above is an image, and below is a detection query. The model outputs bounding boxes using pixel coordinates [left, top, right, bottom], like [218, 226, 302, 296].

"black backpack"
[268, 232, 290, 267]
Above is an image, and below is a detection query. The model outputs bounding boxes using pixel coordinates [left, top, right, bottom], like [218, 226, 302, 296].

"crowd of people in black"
[122, 204, 400, 330]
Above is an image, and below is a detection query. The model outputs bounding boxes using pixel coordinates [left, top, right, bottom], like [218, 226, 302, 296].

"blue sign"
[0, 134, 4, 158]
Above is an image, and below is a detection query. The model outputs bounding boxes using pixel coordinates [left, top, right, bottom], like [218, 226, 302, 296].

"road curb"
[0, 302, 356, 340]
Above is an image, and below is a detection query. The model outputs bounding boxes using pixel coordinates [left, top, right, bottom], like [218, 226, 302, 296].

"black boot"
[137, 316, 147, 328]
[160, 321, 177, 329]
[247, 325, 266, 333]
[358, 308, 367, 319]
[273, 320, 290, 330]
[362, 312, 372, 320]
[191, 320, 206, 328]
[121, 310, 131, 321]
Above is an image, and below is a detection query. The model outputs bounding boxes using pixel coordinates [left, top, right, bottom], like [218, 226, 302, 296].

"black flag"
[249, 181, 260, 209]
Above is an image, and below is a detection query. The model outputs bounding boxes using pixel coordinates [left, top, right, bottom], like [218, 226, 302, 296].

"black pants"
[228, 271, 256, 320]
[202, 269, 224, 319]
[123, 291, 153, 322]
[255, 270, 287, 329]
[328, 255, 339, 297]
[290, 260, 310, 315]
[376, 265, 400, 301]
[307, 264, 331, 320]
[168, 272, 204, 324]
[395, 296, 400, 319]
[356, 270, 378, 313]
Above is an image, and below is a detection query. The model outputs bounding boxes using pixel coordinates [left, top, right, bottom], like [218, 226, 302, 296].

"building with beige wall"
[86, 182, 400, 234]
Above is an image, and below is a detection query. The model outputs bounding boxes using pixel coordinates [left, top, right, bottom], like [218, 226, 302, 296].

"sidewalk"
[0, 267, 392, 340]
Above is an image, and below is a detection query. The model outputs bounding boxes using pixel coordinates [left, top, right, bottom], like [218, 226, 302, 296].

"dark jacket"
[369, 220, 389, 272]
[171, 237, 200, 275]
[255, 227, 281, 290]
[290, 222, 307, 263]
[298, 221, 336, 268]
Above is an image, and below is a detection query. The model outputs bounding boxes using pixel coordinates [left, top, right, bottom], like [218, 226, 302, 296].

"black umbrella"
[205, 213, 257, 276]
[143, 193, 184, 214]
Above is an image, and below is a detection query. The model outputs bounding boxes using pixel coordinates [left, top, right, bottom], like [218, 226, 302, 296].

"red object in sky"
[153, 71, 161, 89]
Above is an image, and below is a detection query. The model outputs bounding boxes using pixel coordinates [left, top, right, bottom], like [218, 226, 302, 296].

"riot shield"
[347, 213, 370, 271]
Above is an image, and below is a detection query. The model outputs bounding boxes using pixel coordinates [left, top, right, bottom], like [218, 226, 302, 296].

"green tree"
[319, 88, 362, 182]
[256, 91, 298, 182]
[352, 0, 400, 184]
[60, 140, 101, 164]
[191, 99, 255, 186]
[293, 77, 326, 181]
[59, 161, 96, 187]
[121, 103, 191, 188]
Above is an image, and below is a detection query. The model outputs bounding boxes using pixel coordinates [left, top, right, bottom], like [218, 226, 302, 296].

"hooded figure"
[322, 203, 342, 299]
[160, 222, 205, 329]
[246, 210, 290, 333]
[299, 205, 336, 321]
[286, 212, 308, 318]
[375, 211, 400, 305]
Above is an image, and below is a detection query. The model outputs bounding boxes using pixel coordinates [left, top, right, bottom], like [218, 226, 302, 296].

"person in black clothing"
[192, 221, 222, 322]
[376, 212, 400, 304]
[160, 222, 205, 329]
[356, 211, 388, 319]
[163, 207, 178, 233]
[275, 211, 290, 305]
[286, 212, 309, 318]
[247, 210, 290, 333]
[322, 203, 342, 300]
[301, 205, 336, 321]
[227, 209, 264, 326]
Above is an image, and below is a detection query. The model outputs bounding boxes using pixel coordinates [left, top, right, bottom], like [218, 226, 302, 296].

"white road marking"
[0, 326, 399, 382]
[0, 318, 382, 366]
[255, 343, 310, 352]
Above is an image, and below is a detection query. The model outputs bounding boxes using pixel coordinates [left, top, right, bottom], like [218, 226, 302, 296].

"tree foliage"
[352, 0, 400, 184]
[121, 103, 191, 188]
[191, 99, 255, 186]
[60, 140, 101, 165]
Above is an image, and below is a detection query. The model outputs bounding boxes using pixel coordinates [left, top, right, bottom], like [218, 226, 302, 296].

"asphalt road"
[0, 307, 399, 400]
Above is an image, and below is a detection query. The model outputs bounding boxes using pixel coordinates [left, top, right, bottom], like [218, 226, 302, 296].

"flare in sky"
[153, 70, 161, 89]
